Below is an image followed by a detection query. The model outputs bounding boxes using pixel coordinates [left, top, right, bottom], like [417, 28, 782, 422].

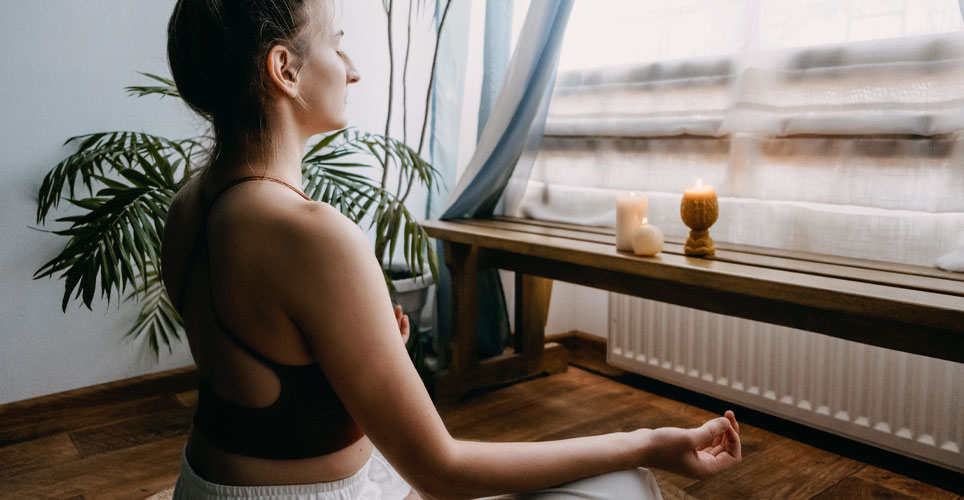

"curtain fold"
[478, 0, 514, 141]
[433, 0, 574, 366]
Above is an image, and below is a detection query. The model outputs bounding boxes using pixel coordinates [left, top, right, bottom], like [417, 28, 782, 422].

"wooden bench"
[422, 216, 964, 399]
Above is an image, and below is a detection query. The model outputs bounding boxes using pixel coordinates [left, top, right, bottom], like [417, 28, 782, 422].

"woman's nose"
[344, 54, 361, 84]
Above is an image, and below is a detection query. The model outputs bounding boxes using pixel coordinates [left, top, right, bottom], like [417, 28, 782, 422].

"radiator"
[607, 294, 964, 472]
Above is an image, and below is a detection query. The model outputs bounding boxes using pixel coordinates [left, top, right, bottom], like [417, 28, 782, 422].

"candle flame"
[642, 217, 648, 225]
[695, 178, 703, 188]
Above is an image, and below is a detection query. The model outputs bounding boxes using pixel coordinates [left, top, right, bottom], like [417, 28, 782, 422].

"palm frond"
[301, 165, 382, 224]
[301, 134, 438, 282]
[303, 128, 351, 160]
[35, 172, 173, 311]
[37, 131, 199, 224]
[125, 265, 183, 359]
[125, 73, 180, 98]
[348, 131, 442, 195]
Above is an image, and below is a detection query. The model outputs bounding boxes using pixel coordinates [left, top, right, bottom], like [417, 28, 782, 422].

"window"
[506, 0, 964, 266]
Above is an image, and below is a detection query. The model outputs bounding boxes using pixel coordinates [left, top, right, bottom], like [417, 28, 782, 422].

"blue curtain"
[434, 0, 574, 365]
[477, 0, 514, 141]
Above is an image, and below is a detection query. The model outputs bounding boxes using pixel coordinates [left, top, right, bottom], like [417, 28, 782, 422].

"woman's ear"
[266, 45, 299, 98]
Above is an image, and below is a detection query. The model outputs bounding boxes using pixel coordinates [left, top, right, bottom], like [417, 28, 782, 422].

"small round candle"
[631, 219, 664, 256]
[616, 192, 648, 252]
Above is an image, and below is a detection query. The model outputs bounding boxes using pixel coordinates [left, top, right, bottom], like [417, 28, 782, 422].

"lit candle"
[631, 218, 664, 256]
[680, 178, 719, 256]
[683, 178, 715, 201]
[616, 192, 648, 251]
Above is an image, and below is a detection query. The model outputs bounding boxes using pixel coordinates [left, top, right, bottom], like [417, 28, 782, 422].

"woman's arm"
[278, 203, 740, 500]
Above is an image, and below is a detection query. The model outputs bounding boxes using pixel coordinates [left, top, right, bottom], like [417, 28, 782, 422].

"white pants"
[173, 448, 663, 500]
[172, 448, 412, 500]
[487, 468, 662, 500]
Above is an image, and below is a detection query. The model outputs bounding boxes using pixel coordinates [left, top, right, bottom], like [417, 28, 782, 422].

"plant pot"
[386, 263, 433, 338]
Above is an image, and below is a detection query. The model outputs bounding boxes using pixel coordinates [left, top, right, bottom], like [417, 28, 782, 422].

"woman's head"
[167, 0, 358, 161]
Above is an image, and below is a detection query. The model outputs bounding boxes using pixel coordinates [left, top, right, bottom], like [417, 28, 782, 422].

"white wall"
[0, 0, 601, 405]
[0, 0, 438, 405]
[546, 283, 607, 338]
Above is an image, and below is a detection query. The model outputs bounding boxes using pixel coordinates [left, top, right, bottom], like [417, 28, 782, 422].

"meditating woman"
[161, 1, 742, 498]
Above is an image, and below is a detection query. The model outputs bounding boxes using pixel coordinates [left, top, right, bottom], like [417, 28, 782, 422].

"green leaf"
[125, 266, 183, 359]
[303, 129, 348, 160]
[37, 131, 193, 224]
[125, 73, 180, 99]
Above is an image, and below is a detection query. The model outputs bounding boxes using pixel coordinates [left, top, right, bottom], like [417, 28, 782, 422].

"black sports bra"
[178, 175, 364, 459]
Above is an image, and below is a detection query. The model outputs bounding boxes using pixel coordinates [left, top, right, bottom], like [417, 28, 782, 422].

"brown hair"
[166, 0, 322, 164]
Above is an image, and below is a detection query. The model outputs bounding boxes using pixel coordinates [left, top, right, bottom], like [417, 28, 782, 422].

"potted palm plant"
[34, 2, 453, 384]
[34, 72, 439, 360]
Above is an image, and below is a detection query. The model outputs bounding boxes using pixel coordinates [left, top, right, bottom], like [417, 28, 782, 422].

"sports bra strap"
[180, 175, 316, 368]
[175, 176, 311, 315]
[208, 175, 312, 210]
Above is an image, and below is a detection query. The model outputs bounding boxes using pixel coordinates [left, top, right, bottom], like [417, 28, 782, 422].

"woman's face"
[297, 1, 360, 133]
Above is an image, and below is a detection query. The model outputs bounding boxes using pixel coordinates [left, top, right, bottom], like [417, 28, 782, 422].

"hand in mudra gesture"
[643, 410, 742, 479]
[394, 305, 410, 343]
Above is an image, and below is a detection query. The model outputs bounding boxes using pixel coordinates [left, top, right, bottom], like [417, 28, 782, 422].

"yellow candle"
[680, 178, 718, 256]
[683, 178, 715, 201]
[616, 192, 648, 251]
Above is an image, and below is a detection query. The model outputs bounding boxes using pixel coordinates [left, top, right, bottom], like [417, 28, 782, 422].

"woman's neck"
[212, 127, 307, 190]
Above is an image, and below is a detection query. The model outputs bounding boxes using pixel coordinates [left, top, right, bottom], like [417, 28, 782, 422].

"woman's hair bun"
[167, 0, 312, 141]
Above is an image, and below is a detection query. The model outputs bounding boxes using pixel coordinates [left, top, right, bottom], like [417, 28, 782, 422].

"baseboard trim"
[0, 366, 198, 420]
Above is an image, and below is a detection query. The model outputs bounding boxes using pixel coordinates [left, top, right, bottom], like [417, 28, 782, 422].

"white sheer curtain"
[505, 0, 964, 267]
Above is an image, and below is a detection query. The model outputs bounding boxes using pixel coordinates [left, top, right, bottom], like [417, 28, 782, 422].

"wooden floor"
[1, 350, 961, 500]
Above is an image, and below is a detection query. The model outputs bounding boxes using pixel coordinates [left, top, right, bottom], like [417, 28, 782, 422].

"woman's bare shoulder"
[261, 195, 383, 326]
[288, 198, 361, 234]
[280, 198, 371, 260]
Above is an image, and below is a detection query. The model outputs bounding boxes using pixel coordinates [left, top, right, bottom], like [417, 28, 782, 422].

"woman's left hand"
[639, 410, 742, 479]
[394, 305, 410, 343]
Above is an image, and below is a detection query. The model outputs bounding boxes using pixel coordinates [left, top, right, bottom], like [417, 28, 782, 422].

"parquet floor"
[1, 345, 960, 500]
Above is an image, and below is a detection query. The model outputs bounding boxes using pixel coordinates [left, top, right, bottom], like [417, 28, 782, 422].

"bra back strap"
[208, 176, 312, 210]
[200, 175, 314, 368]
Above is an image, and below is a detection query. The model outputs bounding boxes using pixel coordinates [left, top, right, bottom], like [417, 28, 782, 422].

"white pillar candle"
[616, 192, 648, 251]
[632, 220, 664, 256]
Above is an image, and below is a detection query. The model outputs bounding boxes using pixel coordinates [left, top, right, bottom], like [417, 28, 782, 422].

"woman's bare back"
[161, 174, 374, 486]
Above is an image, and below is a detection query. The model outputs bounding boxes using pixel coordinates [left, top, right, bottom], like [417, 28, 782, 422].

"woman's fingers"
[394, 305, 410, 342]
[722, 410, 742, 460]
[705, 432, 723, 452]
[698, 445, 723, 458]
[692, 417, 731, 448]
[725, 410, 739, 433]
[724, 422, 742, 460]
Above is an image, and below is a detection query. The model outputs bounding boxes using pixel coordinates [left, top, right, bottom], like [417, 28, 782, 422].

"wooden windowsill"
[423, 216, 964, 365]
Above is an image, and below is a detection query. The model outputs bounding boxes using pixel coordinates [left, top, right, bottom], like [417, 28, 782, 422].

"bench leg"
[435, 248, 568, 400]
[515, 273, 553, 355]
[445, 241, 480, 374]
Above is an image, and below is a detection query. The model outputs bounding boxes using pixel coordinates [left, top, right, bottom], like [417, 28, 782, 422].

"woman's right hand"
[394, 305, 410, 344]
[639, 410, 742, 479]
